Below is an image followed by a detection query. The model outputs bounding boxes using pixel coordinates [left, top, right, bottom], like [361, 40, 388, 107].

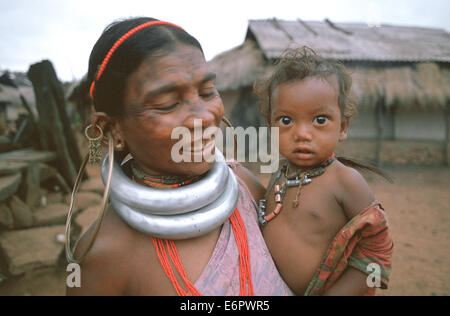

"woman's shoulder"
[228, 161, 266, 203]
[67, 206, 135, 295]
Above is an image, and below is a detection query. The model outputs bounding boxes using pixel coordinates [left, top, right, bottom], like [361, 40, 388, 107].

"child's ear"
[339, 117, 349, 142]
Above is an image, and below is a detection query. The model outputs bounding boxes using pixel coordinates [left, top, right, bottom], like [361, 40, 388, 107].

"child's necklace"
[257, 153, 336, 226]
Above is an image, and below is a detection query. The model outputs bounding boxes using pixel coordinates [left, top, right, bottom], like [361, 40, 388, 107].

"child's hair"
[254, 46, 357, 120]
[254, 47, 392, 182]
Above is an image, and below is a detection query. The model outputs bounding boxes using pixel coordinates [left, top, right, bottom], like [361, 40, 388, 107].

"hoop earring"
[85, 124, 103, 164]
[65, 132, 114, 264]
[221, 116, 237, 160]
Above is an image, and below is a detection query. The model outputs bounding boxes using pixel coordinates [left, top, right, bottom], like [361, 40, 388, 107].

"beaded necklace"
[131, 161, 201, 188]
[258, 153, 336, 226]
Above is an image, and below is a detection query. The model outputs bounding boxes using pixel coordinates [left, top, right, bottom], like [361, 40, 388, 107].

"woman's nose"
[183, 98, 215, 129]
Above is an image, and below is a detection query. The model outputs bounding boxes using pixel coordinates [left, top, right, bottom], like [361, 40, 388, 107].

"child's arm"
[322, 267, 371, 296]
[323, 166, 376, 296]
[334, 166, 375, 221]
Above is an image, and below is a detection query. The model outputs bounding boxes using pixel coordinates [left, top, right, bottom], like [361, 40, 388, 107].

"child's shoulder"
[331, 161, 376, 220]
[332, 160, 369, 188]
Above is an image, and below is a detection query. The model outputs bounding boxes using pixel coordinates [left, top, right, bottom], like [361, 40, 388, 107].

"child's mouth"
[293, 148, 314, 159]
[293, 148, 313, 154]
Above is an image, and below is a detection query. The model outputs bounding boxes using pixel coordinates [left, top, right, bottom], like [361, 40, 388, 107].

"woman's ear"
[91, 112, 126, 151]
[339, 117, 349, 142]
[90, 112, 110, 146]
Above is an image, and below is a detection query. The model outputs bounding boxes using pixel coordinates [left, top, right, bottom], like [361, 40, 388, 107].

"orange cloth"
[305, 202, 394, 296]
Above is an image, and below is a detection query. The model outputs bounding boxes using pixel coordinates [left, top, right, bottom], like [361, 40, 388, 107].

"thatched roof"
[209, 19, 450, 109]
[208, 41, 270, 91]
[351, 63, 450, 109]
[247, 19, 450, 62]
[0, 84, 35, 108]
[0, 71, 35, 113]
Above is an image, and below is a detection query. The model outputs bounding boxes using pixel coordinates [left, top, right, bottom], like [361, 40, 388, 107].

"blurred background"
[0, 0, 448, 296]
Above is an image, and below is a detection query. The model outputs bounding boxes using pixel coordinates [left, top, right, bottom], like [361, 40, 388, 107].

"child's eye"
[279, 116, 293, 126]
[313, 116, 328, 125]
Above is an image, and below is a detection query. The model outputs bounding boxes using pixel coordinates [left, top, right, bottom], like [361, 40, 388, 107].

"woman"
[66, 17, 293, 296]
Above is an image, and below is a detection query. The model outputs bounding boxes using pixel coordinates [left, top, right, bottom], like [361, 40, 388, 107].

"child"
[254, 47, 393, 296]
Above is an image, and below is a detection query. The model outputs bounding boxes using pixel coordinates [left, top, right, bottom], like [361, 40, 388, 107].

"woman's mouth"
[182, 139, 216, 161]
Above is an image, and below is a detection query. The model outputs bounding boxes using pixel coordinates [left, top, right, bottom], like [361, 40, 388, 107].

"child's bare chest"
[264, 171, 347, 233]
[261, 175, 348, 294]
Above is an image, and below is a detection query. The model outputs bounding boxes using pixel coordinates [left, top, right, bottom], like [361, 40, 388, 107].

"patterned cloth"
[194, 161, 294, 296]
[305, 202, 394, 296]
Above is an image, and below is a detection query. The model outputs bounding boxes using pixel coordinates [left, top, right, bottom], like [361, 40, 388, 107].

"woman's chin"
[175, 160, 215, 177]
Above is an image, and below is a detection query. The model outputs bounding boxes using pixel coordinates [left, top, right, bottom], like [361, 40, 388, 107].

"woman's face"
[117, 44, 224, 177]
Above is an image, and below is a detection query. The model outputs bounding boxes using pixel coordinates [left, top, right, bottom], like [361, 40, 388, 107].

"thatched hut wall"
[347, 62, 449, 141]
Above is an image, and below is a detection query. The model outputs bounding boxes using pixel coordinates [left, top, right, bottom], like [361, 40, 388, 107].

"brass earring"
[85, 124, 103, 164]
[65, 132, 114, 264]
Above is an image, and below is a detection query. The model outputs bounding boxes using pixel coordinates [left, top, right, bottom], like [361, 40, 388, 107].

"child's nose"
[294, 124, 313, 142]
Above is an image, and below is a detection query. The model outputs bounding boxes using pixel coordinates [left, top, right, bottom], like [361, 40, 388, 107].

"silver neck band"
[101, 149, 239, 239]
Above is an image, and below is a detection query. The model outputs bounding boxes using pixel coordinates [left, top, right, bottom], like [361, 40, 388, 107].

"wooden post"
[446, 102, 450, 166]
[375, 101, 383, 167]
[27, 60, 83, 187]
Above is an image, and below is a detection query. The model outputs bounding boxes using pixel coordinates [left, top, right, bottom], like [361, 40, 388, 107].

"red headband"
[89, 21, 184, 100]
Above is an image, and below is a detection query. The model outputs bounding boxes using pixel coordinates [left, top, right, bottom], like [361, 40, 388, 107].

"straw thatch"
[247, 19, 450, 62]
[209, 41, 270, 91]
[351, 63, 450, 109]
[0, 85, 34, 106]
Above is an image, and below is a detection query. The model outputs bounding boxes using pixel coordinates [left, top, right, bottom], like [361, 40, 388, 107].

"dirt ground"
[0, 164, 449, 296]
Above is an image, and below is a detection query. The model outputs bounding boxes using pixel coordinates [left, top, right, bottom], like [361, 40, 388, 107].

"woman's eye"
[200, 92, 216, 99]
[313, 116, 328, 125]
[157, 103, 179, 112]
[200, 87, 217, 100]
[279, 116, 293, 126]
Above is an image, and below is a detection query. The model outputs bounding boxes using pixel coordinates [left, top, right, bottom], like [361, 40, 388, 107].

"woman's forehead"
[139, 45, 208, 81]
[140, 45, 206, 80]
[126, 45, 210, 100]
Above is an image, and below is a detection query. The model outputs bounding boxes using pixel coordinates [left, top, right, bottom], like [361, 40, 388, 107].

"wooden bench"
[0, 149, 57, 207]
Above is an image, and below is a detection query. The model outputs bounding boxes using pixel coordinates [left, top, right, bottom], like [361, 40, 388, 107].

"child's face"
[270, 76, 348, 170]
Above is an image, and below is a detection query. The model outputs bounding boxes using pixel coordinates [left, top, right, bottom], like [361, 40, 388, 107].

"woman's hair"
[87, 17, 203, 116]
[254, 46, 357, 120]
